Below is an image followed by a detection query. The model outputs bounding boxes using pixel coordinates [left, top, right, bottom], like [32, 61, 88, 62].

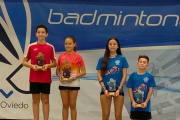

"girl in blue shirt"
[96, 37, 129, 120]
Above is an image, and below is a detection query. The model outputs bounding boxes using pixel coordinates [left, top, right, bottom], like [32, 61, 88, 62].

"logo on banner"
[0, 89, 13, 98]
[0, 0, 30, 109]
[48, 9, 180, 26]
[0, 0, 31, 94]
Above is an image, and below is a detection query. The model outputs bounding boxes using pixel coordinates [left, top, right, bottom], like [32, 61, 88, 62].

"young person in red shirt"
[22, 24, 56, 120]
[56, 36, 86, 120]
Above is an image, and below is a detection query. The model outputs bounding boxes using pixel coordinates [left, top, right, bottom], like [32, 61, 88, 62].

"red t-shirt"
[24, 42, 56, 83]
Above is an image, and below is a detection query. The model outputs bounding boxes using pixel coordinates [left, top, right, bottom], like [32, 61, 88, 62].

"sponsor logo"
[133, 84, 147, 92]
[48, 9, 180, 26]
[0, 0, 31, 94]
[115, 60, 120, 65]
[0, 0, 30, 110]
[143, 77, 149, 82]
[106, 66, 119, 75]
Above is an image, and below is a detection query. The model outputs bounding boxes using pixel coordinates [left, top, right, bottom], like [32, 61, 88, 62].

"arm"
[128, 88, 137, 108]
[69, 55, 86, 81]
[68, 66, 86, 82]
[97, 70, 109, 96]
[22, 57, 33, 68]
[46, 59, 56, 68]
[56, 64, 63, 82]
[97, 70, 106, 91]
[41, 59, 56, 71]
[22, 57, 39, 71]
[42, 46, 57, 70]
[142, 87, 153, 108]
[76, 66, 86, 78]
[56, 65, 60, 76]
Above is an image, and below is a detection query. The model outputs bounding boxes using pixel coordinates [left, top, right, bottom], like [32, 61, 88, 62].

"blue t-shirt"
[96, 55, 129, 92]
[126, 71, 156, 112]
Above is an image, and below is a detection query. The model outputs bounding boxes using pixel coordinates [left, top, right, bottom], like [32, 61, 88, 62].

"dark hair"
[101, 37, 122, 76]
[36, 24, 48, 33]
[65, 36, 76, 52]
[138, 55, 149, 63]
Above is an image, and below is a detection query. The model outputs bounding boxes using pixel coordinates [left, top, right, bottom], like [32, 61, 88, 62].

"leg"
[32, 94, 40, 120]
[41, 93, 49, 120]
[113, 95, 124, 120]
[69, 90, 78, 120]
[100, 95, 112, 120]
[60, 90, 70, 120]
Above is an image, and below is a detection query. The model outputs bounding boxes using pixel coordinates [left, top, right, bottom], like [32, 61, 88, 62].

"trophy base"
[62, 77, 69, 81]
[136, 104, 144, 108]
[108, 92, 116, 96]
[36, 66, 43, 69]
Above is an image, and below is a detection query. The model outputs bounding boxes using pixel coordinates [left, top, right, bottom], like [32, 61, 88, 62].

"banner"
[0, 0, 180, 119]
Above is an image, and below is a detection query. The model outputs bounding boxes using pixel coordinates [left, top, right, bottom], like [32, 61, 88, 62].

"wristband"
[102, 86, 106, 91]
[73, 76, 76, 80]
[99, 80, 103, 84]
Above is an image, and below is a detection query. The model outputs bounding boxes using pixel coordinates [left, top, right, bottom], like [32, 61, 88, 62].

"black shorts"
[59, 86, 80, 90]
[130, 111, 151, 119]
[30, 82, 51, 94]
[100, 91, 124, 96]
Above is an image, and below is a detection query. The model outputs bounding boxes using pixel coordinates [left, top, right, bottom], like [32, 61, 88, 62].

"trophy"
[35, 52, 45, 69]
[107, 78, 116, 96]
[61, 60, 71, 81]
[135, 90, 144, 107]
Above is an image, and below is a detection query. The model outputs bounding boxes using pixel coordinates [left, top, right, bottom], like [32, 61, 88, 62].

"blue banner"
[1, 0, 180, 52]
[1, 1, 180, 120]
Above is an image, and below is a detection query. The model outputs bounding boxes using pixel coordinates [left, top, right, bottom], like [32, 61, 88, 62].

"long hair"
[101, 37, 122, 76]
[65, 36, 76, 52]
